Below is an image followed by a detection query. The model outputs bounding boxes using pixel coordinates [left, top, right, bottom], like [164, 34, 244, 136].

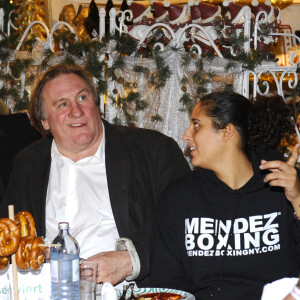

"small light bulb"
[10, 0, 13, 3]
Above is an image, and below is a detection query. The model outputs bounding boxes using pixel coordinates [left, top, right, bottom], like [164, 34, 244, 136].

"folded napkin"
[261, 277, 298, 300]
[102, 282, 118, 300]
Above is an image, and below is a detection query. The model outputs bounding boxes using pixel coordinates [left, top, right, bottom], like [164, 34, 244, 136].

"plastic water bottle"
[50, 222, 80, 300]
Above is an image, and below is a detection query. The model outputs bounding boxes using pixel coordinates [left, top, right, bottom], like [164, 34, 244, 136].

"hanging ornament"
[113, 88, 118, 94]
[118, 77, 125, 84]
[181, 85, 187, 93]
[190, 53, 197, 59]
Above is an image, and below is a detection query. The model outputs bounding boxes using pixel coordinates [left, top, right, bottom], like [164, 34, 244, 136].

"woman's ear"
[222, 123, 235, 142]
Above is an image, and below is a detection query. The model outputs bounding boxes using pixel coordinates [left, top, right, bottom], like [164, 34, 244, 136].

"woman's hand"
[259, 144, 300, 214]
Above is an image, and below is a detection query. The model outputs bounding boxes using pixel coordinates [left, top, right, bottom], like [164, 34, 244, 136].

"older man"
[1, 64, 190, 286]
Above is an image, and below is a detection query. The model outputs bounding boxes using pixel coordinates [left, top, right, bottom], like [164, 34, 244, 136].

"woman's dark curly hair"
[199, 91, 294, 153]
[248, 95, 294, 150]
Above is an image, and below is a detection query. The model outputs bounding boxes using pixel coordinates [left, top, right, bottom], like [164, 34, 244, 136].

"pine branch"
[151, 114, 163, 123]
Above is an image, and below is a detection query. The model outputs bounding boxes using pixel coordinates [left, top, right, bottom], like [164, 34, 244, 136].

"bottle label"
[50, 260, 59, 283]
[50, 259, 79, 282]
[73, 259, 79, 282]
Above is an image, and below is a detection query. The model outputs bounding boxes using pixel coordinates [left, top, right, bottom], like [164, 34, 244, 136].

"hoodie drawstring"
[210, 189, 243, 296]
[217, 193, 243, 293]
[210, 186, 222, 296]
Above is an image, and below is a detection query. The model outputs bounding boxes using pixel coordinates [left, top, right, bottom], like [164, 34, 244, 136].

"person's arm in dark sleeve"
[0, 153, 24, 218]
[290, 207, 300, 268]
[134, 135, 190, 282]
[150, 188, 189, 289]
[155, 136, 190, 202]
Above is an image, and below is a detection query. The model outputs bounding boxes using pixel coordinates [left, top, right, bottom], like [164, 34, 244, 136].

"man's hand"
[259, 144, 300, 203]
[87, 250, 133, 285]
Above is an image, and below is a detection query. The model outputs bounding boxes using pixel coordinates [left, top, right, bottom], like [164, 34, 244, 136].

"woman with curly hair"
[150, 91, 300, 300]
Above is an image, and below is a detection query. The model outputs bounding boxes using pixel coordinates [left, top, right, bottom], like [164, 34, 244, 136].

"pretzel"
[14, 211, 36, 240]
[0, 218, 21, 256]
[0, 256, 9, 271]
[30, 236, 45, 270]
[16, 237, 32, 270]
[1, 212, 45, 271]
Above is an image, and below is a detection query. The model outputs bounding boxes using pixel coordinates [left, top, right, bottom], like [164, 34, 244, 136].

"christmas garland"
[0, 29, 299, 125]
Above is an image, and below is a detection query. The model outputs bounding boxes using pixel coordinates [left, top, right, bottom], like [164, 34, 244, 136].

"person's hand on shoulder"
[87, 250, 133, 285]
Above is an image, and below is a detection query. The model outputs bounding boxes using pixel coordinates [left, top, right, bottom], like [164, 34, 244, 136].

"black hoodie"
[150, 149, 300, 300]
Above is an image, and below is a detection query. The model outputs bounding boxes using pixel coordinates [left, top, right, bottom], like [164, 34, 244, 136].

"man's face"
[41, 73, 103, 158]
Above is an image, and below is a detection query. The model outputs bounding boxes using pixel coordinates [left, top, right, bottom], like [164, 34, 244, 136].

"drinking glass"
[80, 261, 98, 300]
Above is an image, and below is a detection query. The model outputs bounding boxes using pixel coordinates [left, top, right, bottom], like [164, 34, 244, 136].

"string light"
[10, 0, 13, 4]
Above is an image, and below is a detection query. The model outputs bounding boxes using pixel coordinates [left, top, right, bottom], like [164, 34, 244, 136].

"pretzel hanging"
[30, 237, 45, 270]
[1, 211, 46, 271]
[16, 237, 32, 270]
[0, 257, 9, 271]
[0, 218, 21, 256]
[14, 211, 36, 240]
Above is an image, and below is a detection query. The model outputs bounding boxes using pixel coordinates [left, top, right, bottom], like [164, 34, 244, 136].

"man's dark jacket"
[0, 113, 41, 201]
[1, 119, 190, 285]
